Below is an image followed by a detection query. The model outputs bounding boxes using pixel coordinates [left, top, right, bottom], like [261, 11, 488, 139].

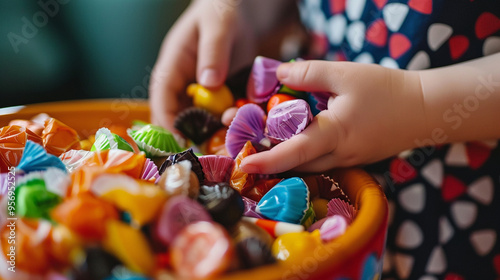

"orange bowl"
[0, 100, 388, 280]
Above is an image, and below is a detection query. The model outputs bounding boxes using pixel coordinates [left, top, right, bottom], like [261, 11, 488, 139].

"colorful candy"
[186, 83, 234, 116]
[91, 127, 134, 152]
[271, 231, 323, 265]
[256, 177, 310, 224]
[174, 107, 223, 145]
[157, 160, 200, 199]
[242, 217, 305, 238]
[198, 182, 244, 227]
[266, 99, 313, 142]
[42, 118, 81, 156]
[170, 221, 234, 279]
[128, 124, 182, 157]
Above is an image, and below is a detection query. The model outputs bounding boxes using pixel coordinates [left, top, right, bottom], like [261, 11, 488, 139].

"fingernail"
[240, 162, 261, 174]
[199, 68, 220, 88]
[277, 63, 291, 80]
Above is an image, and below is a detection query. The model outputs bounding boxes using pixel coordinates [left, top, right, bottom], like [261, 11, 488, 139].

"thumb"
[277, 60, 350, 94]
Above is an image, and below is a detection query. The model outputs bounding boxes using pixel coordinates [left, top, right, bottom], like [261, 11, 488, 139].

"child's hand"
[241, 61, 426, 174]
[149, 0, 256, 131]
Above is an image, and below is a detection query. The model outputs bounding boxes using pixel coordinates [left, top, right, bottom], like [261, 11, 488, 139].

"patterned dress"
[298, 0, 500, 279]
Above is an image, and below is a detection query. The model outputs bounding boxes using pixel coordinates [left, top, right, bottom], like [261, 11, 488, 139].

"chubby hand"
[240, 60, 426, 174]
[149, 0, 256, 132]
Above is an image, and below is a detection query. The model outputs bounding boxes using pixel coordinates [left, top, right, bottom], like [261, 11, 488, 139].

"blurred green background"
[0, 0, 189, 107]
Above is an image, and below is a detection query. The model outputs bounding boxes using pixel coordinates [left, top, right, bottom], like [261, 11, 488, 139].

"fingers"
[149, 15, 197, 132]
[196, 7, 237, 88]
[240, 110, 340, 174]
[276, 60, 364, 94]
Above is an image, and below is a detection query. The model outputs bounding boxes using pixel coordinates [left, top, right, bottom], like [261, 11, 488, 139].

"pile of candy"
[0, 57, 356, 280]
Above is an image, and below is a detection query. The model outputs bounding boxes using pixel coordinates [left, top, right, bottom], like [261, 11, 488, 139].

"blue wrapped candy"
[256, 177, 310, 224]
[16, 140, 67, 173]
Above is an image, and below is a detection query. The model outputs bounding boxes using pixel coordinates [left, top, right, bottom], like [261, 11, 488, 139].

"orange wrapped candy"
[0, 125, 42, 172]
[109, 125, 140, 153]
[1, 218, 52, 274]
[244, 178, 281, 201]
[51, 193, 119, 241]
[42, 118, 81, 156]
[229, 141, 256, 194]
[8, 119, 44, 136]
[69, 149, 146, 195]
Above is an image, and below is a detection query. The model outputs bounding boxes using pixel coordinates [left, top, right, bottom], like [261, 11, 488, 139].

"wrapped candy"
[236, 237, 276, 269]
[246, 56, 282, 103]
[174, 107, 223, 145]
[158, 148, 204, 184]
[271, 230, 323, 266]
[242, 217, 304, 238]
[198, 183, 245, 228]
[198, 155, 234, 184]
[170, 221, 234, 279]
[327, 198, 357, 224]
[59, 149, 96, 173]
[51, 193, 120, 241]
[207, 128, 229, 156]
[241, 197, 265, 219]
[318, 215, 348, 242]
[91, 127, 134, 152]
[140, 158, 160, 183]
[8, 119, 44, 136]
[128, 124, 182, 157]
[266, 99, 313, 142]
[256, 177, 310, 224]
[103, 220, 155, 275]
[307, 91, 331, 116]
[16, 140, 67, 174]
[157, 160, 199, 199]
[225, 104, 269, 158]
[73, 247, 122, 280]
[0, 125, 42, 172]
[186, 83, 234, 116]
[154, 195, 212, 247]
[90, 174, 167, 226]
[267, 93, 297, 113]
[229, 141, 257, 195]
[42, 118, 81, 156]
[243, 178, 281, 202]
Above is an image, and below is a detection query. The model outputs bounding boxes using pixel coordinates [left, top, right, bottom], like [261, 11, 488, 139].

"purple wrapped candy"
[266, 99, 313, 142]
[242, 196, 265, 219]
[225, 104, 270, 158]
[154, 195, 212, 247]
[246, 56, 282, 103]
[327, 198, 357, 224]
[141, 158, 160, 183]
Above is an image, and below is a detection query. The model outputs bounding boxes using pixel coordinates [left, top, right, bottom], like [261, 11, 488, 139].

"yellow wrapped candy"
[271, 230, 323, 266]
[187, 83, 234, 116]
[90, 173, 168, 226]
[103, 220, 155, 275]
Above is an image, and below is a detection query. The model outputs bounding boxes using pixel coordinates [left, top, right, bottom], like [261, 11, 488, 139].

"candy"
[154, 195, 212, 247]
[307, 91, 330, 116]
[128, 124, 182, 157]
[256, 177, 310, 224]
[236, 237, 276, 269]
[51, 193, 119, 241]
[242, 217, 304, 238]
[225, 104, 269, 158]
[186, 83, 234, 116]
[9, 119, 44, 136]
[0, 125, 44, 172]
[318, 215, 348, 242]
[246, 56, 282, 103]
[174, 107, 223, 145]
[266, 99, 313, 142]
[303, 174, 349, 201]
[312, 197, 329, 220]
[198, 155, 234, 184]
[206, 127, 229, 156]
[1, 219, 52, 274]
[103, 220, 155, 275]
[108, 125, 141, 153]
[170, 221, 234, 279]
[241, 197, 265, 219]
[42, 118, 81, 156]
[158, 148, 204, 184]
[198, 182, 244, 227]
[301, 204, 316, 229]
[91, 127, 134, 152]
[229, 141, 257, 195]
[16, 140, 67, 174]
[157, 160, 200, 199]
[140, 158, 160, 183]
[73, 247, 122, 280]
[277, 84, 308, 99]
[327, 198, 357, 224]
[271, 231, 322, 265]
[48, 225, 82, 267]
[90, 174, 168, 226]
[59, 149, 96, 173]
[15, 177, 62, 219]
[244, 178, 281, 202]
[267, 93, 297, 113]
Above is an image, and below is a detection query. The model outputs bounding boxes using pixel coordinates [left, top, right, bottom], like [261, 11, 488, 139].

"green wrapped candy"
[128, 124, 183, 157]
[300, 203, 316, 229]
[91, 127, 134, 152]
[14, 178, 62, 219]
